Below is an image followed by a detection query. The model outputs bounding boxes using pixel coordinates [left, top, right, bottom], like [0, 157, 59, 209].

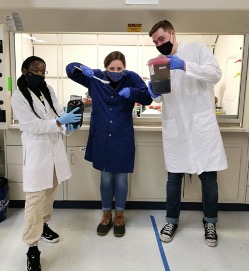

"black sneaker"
[41, 223, 59, 243]
[27, 246, 41, 271]
[160, 223, 178, 242]
[203, 218, 218, 247]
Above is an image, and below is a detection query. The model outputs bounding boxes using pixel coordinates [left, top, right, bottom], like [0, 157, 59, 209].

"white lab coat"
[154, 42, 228, 174]
[11, 85, 72, 192]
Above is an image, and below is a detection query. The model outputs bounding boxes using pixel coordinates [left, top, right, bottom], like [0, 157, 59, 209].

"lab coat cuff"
[153, 96, 162, 102]
[59, 124, 66, 134]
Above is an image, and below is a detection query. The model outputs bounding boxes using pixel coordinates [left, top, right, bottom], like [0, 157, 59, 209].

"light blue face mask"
[106, 70, 127, 82]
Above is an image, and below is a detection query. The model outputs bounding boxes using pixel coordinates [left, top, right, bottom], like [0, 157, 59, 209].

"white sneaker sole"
[40, 236, 59, 243]
[160, 234, 174, 243]
[205, 239, 218, 247]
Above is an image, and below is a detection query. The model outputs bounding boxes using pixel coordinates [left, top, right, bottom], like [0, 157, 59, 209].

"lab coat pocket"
[185, 78, 199, 95]
[163, 119, 178, 139]
[193, 110, 217, 134]
[24, 140, 49, 169]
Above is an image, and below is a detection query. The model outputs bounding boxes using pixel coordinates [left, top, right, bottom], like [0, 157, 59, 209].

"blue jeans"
[166, 171, 218, 224]
[100, 171, 128, 211]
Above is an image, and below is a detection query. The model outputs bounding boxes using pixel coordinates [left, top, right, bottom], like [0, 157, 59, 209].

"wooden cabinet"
[129, 142, 167, 201]
[5, 129, 64, 200]
[65, 130, 100, 200]
[66, 146, 100, 200]
[4, 129, 249, 205]
[5, 129, 25, 200]
[183, 133, 249, 204]
[129, 131, 168, 201]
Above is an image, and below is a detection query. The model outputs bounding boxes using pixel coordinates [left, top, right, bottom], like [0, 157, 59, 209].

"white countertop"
[8, 123, 245, 132]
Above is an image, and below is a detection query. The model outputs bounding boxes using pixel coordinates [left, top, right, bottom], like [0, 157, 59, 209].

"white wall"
[214, 35, 244, 115]
[0, 1, 249, 33]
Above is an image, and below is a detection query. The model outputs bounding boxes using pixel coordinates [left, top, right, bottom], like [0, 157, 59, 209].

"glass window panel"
[63, 45, 98, 77]
[13, 32, 247, 123]
[34, 45, 58, 77]
[63, 78, 88, 107]
[98, 45, 138, 72]
[63, 34, 97, 45]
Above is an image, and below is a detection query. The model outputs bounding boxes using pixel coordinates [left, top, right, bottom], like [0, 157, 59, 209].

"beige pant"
[22, 172, 58, 246]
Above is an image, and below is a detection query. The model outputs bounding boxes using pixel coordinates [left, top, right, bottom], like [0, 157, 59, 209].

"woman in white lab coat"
[11, 56, 82, 271]
[148, 20, 228, 247]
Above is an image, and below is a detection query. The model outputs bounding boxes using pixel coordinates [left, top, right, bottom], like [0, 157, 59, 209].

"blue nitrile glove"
[79, 65, 94, 78]
[148, 81, 161, 98]
[119, 87, 130, 98]
[66, 124, 80, 131]
[167, 55, 185, 70]
[57, 107, 82, 125]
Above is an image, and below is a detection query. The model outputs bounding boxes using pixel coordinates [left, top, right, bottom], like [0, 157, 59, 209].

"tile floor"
[0, 208, 249, 271]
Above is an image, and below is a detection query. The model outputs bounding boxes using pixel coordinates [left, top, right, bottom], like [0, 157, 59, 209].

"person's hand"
[79, 65, 94, 78]
[148, 81, 161, 98]
[119, 88, 130, 98]
[66, 124, 80, 131]
[167, 55, 185, 70]
[57, 107, 82, 125]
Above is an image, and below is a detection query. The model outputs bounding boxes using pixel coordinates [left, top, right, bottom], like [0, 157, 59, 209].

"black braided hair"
[16, 56, 59, 118]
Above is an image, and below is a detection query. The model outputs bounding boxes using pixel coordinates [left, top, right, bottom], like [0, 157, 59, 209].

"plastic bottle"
[67, 95, 84, 128]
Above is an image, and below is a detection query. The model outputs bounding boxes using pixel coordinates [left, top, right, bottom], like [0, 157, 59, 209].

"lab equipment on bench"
[148, 57, 171, 94]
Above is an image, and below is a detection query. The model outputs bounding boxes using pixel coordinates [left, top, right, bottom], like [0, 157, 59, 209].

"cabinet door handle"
[70, 153, 74, 165]
[70, 147, 87, 166]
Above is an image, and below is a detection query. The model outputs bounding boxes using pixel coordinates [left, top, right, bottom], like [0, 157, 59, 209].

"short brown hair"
[149, 20, 174, 37]
[104, 51, 126, 68]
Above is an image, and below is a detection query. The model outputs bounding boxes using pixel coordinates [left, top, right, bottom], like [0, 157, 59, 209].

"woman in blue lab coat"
[66, 51, 152, 237]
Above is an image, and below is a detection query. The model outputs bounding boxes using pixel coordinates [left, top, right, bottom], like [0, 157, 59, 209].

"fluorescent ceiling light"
[23, 34, 45, 43]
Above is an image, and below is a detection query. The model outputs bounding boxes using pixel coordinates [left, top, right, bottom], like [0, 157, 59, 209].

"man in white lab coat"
[148, 20, 228, 247]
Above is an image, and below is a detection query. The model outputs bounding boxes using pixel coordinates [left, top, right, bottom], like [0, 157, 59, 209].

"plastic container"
[216, 106, 223, 115]
[148, 57, 171, 94]
[67, 95, 84, 129]
[0, 177, 9, 223]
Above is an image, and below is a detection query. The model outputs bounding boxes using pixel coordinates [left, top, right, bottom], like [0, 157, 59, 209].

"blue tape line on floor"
[150, 215, 170, 271]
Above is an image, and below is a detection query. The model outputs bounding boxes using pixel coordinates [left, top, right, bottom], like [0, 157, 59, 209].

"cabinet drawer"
[5, 129, 22, 145]
[8, 182, 25, 200]
[8, 171, 64, 200]
[6, 146, 23, 164]
[7, 165, 23, 183]
[66, 146, 100, 200]
[66, 130, 89, 146]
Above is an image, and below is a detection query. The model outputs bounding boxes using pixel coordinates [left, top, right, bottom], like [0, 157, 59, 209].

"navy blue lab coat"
[66, 62, 152, 173]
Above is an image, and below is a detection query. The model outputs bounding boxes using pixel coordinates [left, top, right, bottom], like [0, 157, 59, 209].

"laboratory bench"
[4, 124, 249, 210]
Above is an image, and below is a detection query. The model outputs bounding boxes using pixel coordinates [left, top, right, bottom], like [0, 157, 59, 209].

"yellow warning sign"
[127, 24, 142, 32]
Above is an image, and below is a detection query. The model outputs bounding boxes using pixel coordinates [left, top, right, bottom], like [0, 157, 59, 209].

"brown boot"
[114, 211, 125, 237]
[97, 210, 112, 236]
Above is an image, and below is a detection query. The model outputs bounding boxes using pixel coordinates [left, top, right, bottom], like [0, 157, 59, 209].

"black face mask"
[156, 40, 173, 55]
[25, 72, 45, 89]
